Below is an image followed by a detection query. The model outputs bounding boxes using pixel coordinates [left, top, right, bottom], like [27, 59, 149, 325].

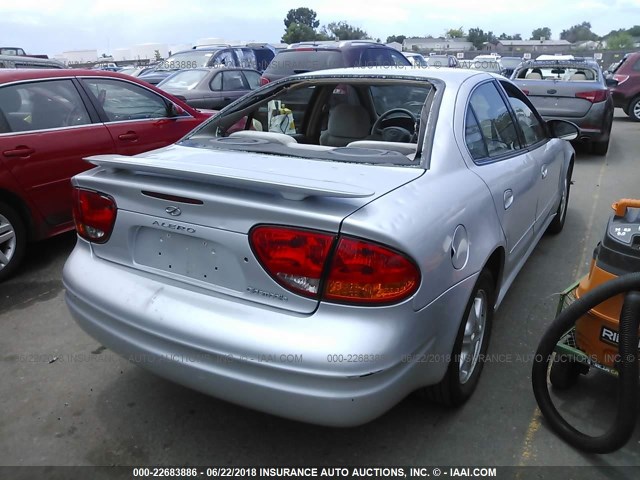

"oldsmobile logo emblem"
[165, 206, 182, 216]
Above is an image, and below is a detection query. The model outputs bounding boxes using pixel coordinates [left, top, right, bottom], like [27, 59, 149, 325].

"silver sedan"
[63, 67, 577, 426]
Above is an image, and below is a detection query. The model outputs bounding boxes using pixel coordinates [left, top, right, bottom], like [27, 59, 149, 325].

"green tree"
[560, 21, 599, 43]
[322, 21, 370, 40]
[284, 7, 320, 29]
[446, 27, 465, 38]
[499, 33, 522, 40]
[607, 32, 634, 50]
[531, 27, 552, 40]
[467, 28, 487, 49]
[386, 35, 406, 44]
[282, 23, 318, 44]
[154, 49, 162, 61]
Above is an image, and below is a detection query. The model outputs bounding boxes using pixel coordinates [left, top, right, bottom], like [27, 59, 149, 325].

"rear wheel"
[628, 97, 640, 122]
[0, 201, 26, 282]
[422, 270, 495, 406]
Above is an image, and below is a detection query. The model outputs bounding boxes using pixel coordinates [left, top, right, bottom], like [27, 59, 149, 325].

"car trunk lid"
[515, 79, 599, 117]
[73, 145, 423, 313]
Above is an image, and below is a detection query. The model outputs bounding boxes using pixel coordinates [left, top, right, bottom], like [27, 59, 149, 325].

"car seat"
[525, 68, 543, 80]
[30, 93, 67, 130]
[569, 71, 588, 81]
[319, 104, 371, 147]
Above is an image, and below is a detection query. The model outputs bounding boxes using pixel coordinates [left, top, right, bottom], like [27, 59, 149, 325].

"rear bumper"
[63, 240, 476, 426]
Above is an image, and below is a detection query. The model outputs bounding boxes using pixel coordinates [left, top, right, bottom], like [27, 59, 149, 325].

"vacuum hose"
[532, 272, 640, 454]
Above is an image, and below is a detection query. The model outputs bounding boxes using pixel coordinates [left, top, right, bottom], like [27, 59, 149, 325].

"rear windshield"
[159, 70, 208, 90]
[183, 78, 434, 166]
[515, 65, 598, 81]
[265, 50, 345, 76]
[157, 50, 221, 70]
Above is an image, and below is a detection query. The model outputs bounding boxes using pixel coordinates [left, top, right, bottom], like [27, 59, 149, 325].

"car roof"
[291, 66, 488, 88]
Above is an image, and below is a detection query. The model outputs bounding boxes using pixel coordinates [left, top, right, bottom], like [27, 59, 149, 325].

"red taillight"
[613, 74, 629, 85]
[249, 226, 420, 305]
[259, 76, 270, 86]
[325, 237, 420, 305]
[250, 226, 335, 298]
[575, 90, 608, 103]
[72, 188, 117, 244]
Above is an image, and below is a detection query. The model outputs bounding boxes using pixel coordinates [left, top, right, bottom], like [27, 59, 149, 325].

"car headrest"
[570, 71, 588, 81]
[0, 87, 22, 112]
[327, 104, 370, 138]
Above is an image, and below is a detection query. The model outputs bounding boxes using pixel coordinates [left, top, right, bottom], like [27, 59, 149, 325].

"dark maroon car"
[0, 69, 211, 280]
[608, 51, 640, 122]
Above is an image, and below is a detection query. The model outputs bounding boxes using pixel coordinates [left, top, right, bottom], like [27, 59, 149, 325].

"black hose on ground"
[532, 272, 640, 454]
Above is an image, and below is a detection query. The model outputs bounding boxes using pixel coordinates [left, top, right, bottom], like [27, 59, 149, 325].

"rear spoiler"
[86, 154, 375, 201]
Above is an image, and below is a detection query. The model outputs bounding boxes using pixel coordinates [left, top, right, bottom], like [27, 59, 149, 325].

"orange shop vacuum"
[532, 198, 640, 453]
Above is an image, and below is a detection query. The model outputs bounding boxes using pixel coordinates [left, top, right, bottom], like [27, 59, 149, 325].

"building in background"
[403, 37, 474, 53]
[61, 49, 98, 65]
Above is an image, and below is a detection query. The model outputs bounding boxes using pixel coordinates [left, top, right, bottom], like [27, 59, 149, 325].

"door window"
[468, 82, 521, 159]
[242, 70, 261, 90]
[221, 71, 249, 91]
[464, 107, 489, 160]
[81, 78, 169, 121]
[0, 80, 91, 132]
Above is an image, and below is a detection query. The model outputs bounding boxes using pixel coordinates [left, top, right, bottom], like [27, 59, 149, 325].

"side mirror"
[605, 77, 619, 87]
[167, 103, 186, 118]
[547, 119, 579, 141]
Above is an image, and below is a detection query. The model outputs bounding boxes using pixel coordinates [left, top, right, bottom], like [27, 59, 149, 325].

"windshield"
[159, 70, 208, 90]
[184, 79, 435, 165]
[156, 50, 221, 70]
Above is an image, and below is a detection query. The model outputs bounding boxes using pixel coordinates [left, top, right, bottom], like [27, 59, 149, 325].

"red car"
[0, 69, 211, 280]
[608, 51, 640, 122]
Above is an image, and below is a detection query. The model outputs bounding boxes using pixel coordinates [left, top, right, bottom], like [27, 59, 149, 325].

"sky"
[2, 0, 639, 56]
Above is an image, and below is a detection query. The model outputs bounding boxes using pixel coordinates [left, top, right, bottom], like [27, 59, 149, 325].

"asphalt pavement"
[1, 111, 639, 477]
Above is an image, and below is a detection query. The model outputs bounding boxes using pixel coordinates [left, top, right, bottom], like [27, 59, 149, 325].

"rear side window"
[465, 107, 488, 160]
[265, 51, 345, 76]
[0, 80, 91, 133]
[633, 58, 640, 72]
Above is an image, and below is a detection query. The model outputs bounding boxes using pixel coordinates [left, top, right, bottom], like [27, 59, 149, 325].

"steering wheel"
[370, 108, 418, 142]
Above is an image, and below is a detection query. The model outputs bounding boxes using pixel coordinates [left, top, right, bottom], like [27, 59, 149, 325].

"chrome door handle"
[503, 189, 514, 210]
[541, 165, 548, 179]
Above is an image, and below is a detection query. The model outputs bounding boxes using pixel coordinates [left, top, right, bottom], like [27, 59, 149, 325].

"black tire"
[546, 168, 571, 235]
[592, 139, 609, 156]
[628, 97, 640, 122]
[0, 201, 27, 282]
[423, 270, 495, 406]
